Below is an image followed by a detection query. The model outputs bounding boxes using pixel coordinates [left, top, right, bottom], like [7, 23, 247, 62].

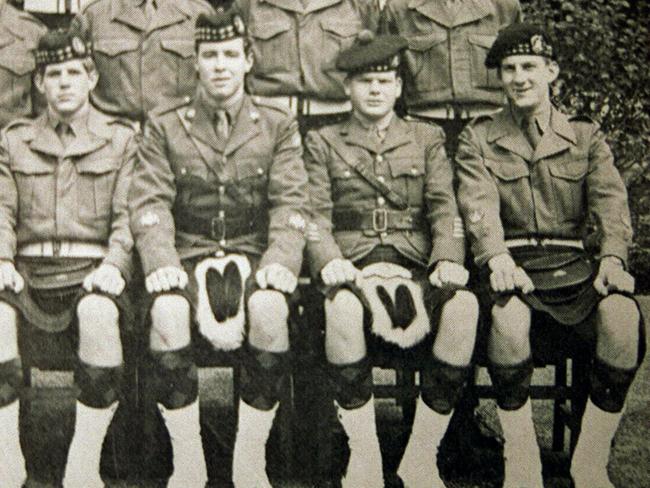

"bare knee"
[325, 289, 364, 343]
[596, 295, 640, 368]
[489, 296, 532, 364]
[150, 294, 191, 351]
[0, 302, 18, 361]
[247, 290, 289, 351]
[77, 295, 123, 367]
[435, 290, 479, 365]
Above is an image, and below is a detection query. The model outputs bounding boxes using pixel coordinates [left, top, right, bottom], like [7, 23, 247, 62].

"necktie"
[215, 110, 230, 139]
[56, 122, 74, 149]
[522, 118, 542, 149]
[144, 0, 156, 23]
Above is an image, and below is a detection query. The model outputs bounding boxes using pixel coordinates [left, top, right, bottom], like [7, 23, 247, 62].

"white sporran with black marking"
[195, 254, 251, 350]
[357, 262, 430, 348]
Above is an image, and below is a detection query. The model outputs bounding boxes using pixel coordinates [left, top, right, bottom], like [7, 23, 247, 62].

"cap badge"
[530, 34, 544, 55]
[71, 37, 86, 56]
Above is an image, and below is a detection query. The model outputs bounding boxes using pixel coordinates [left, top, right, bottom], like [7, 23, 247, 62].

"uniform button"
[180, 168, 187, 175]
[410, 168, 418, 175]
[257, 168, 264, 175]
[343, 170, 351, 178]
[376, 155, 384, 163]
[377, 176, 385, 183]
[377, 196, 385, 205]
[184, 96, 191, 103]
[380, 232, 388, 238]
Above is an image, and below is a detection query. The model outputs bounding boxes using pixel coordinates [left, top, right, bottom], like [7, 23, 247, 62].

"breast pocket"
[0, 41, 37, 110]
[159, 38, 196, 96]
[320, 20, 362, 71]
[329, 163, 371, 203]
[468, 34, 501, 89]
[75, 158, 120, 221]
[404, 33, 449, 92]
[12, 158, 55, 221]
[485, 158, 531, 227]
[388, 157, 425, 205]
[235, 161, 269, 207]
[548, 159, 588, 224]
[93, 38, 140, 100]
[249, 20, 293, 75]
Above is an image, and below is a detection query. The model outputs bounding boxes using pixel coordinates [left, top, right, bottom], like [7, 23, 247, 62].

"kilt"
[0, 257, 133, 333]
[320, 246, 462, 364]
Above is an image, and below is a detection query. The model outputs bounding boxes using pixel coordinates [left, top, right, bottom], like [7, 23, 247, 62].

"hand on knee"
[150, 295, 191, 351]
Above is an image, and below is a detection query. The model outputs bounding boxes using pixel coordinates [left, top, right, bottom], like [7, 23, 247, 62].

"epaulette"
[150, 96, 193, 117]
[568, 114, 594, 124]
[107, 117, 140, 133]
[468, 113, 495, 126]
[251, 96, 292, 116]
[3, 117, 33, 133]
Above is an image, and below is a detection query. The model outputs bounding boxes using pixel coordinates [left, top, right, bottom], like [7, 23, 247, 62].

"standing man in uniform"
[456, 23, 644, 488]
[0, 0, 46, 128]
[128, 9, 308, 487]
[71, 0, 215, 124]
[235, 0, 379, 133]
[0, 28, 136, 488]
[305, 33, 478, 487]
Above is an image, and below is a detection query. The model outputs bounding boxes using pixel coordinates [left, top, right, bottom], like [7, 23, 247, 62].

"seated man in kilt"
[0, 28, 136, 488]
[455, 23, 645, 488]
[128, 8, 308, 488]
[304, 32, 479, 487]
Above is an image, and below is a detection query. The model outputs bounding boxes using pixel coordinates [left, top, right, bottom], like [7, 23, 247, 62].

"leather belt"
[254, 95, 351, 116]
[409, 104, 501, 121]
[506, 238, 584, 250]
[333, 208, 424, 232]
[18, 241, 107, 258]
[175, 209, 267, 242]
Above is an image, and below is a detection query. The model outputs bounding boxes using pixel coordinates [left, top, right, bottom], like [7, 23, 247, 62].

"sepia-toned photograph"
[0, 0, 648, 486]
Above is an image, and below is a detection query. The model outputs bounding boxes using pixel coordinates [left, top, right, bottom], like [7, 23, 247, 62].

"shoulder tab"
[107, 117, 139, 133]
[468, 113, 494, 126]
[568, 114, 594, 124]
[251, 96, 292, 116]
[3, 117, 33, 133]
[150, 96, 192, 117]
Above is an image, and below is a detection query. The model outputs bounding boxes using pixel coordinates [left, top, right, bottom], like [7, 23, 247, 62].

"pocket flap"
[407, 33, 447, 52]
[250, 21, 291, 40]
[0, 51, 35, 76]
[13, 158, 54, 175]
[548, 160, 588, 181]
[160, 38, 194, 58]
[485, 158, 530, 181]
[468, 33, 497, 50]
[320, 20, 360, 37]
[75, 157, 120, 175]
[388, 158, 424, 178]
[94, 38, 139, 57]
[236, 161, 267, 180]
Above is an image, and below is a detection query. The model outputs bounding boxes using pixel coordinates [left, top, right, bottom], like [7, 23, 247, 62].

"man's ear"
[34, 71, 45, 95]
[343, 76, 351, 97]
[395, 75, 402, 99]
[547, 60, 560, 83]
[88, 68, 99, 91]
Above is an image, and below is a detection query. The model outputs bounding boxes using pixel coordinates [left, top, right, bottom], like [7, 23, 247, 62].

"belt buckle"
[210, 212, 226, 242]
[372, 208, 388, 233]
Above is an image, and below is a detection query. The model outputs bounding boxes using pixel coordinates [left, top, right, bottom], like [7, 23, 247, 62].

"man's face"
[499, 55, 559, 111]
[36, 59, 96, 117]
[196, 38, 252, 103]
[346, 71, 402, 121]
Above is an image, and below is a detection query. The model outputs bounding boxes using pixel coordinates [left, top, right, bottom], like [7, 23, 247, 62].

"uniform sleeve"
[357, 0, 381, 31]
[303, 130, 344, 275]
[128, 118, 182, 276]
[455, 124, 509, 266]
[0, 131, 17, 261]
[586, 127, 633, 266]
[422, 126, 465, 267]
[103, 129, 136, 282]
[257, 116, 308, 277]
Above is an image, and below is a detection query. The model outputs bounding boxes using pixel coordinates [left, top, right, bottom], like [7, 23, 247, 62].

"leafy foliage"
[523, 0, 650, 288]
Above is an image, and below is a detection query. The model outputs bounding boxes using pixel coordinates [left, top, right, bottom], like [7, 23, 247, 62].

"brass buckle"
[210, 212, 226, 242]
[372, 208, 388, 233]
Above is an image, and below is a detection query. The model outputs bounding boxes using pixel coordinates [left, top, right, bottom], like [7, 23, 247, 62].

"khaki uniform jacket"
[0, 107, 137, 279]
[381, 0, 521, 111]
[455, 105, 633, 267]
[305, 114, 465, 274]
[237, 0, 379, 100]
[0, 1, 46, 129]
[72, 0, 214, 121]
[128, 93, 309, 278]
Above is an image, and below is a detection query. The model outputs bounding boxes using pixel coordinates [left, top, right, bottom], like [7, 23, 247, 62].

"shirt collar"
[353, 111, 394, 137]
[46, 103, 91, 137]
[198, 85, 245, 123]
[509, 101, 551, 135]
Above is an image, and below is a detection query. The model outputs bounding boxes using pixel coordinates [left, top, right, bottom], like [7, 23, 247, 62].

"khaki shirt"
[0, 107, 137, 278]
[455, 105, 633, 266]
[238, 0, 379, 100]
[72, 0, 214, 121]
[305, 114, 465, 273]
[128, 93, 309, 277]
[0, 1, 46, 128]
[381, 0, 521, 112]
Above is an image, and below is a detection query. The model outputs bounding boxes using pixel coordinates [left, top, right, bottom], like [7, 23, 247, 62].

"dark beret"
[485, 23, 555, 69]
[195, 8, 246, 44]
[35, 28, 92, 68]
[336, 31, 408, 75]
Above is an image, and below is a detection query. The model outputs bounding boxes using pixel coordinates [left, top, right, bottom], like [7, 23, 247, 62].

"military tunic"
[71, 0, 214, 122]
[0, 0, 46, 129]
[455, 105, 632, 268]
[305, 114, 465, 273]
[128, 92, 309, 279]
[0, 106, 137, 330]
